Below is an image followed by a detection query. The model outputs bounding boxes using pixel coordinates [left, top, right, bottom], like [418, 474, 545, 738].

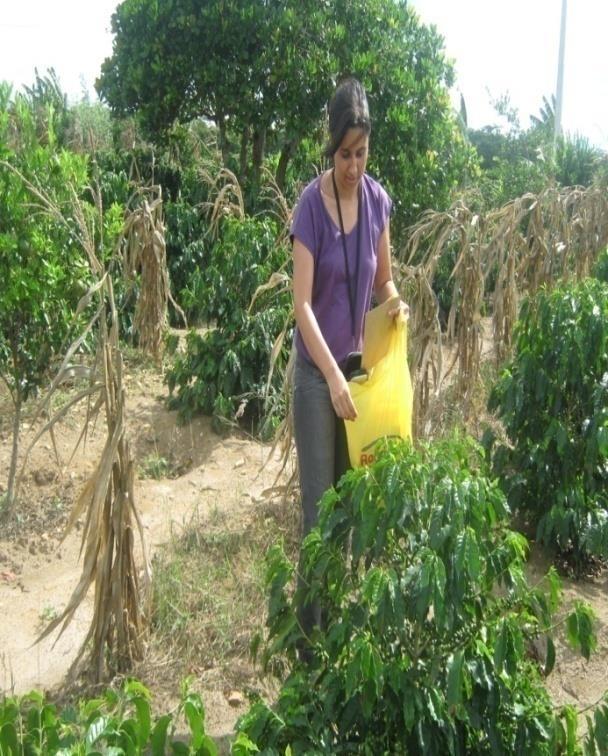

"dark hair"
[324, 77, 371, 159]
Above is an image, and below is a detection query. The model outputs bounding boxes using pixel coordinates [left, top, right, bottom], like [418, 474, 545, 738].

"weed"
[139, 451, 172, 480]
[37, 605, 59, 631]
[148, 492, 299, 689]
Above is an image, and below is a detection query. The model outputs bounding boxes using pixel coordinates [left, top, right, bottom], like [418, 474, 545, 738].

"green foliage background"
[0, 84, 91, 403]
[166, 216, 292, 432]
[488, 279, 608, 570]
[97, 0, 478, 239]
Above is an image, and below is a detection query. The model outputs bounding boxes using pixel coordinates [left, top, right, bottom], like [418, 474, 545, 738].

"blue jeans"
[293, 353, 350, 639]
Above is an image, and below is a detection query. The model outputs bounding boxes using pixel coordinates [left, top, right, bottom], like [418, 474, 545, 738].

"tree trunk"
[251, 128, 266, 188]
[276, 136, 300, 192]
[6, 392, 21, 511]
[218, 117, 230, 166]
[239, 127, 250, 184]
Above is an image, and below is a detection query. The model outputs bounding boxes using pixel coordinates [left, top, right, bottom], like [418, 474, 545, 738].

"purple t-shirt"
[291, 172, 392, 367]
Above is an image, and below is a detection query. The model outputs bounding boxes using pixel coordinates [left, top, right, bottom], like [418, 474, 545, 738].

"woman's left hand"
[387, 300, 409, 320]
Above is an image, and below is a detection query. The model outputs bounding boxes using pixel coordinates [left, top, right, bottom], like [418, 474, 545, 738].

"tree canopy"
[97, 0, 476, 236]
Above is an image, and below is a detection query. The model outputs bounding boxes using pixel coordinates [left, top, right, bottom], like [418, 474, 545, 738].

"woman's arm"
[374, 221, 409, 318]
[293, 239, 357, 420]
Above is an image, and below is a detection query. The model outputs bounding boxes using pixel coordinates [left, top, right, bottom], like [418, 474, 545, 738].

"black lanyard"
[331, 168, 361, 343]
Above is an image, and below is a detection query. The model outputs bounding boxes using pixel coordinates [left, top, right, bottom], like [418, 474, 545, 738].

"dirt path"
[0, 366, 286, 742]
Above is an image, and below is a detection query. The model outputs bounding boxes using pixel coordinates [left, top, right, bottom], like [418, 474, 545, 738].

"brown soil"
[0, 346, 607, 745]
[0, 360, 288, 744]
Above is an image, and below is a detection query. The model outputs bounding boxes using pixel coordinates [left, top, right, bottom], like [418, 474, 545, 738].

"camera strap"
[332, 168, 361, 344]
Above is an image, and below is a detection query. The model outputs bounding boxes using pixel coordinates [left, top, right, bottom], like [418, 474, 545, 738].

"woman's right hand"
[327, 369, 358, 421]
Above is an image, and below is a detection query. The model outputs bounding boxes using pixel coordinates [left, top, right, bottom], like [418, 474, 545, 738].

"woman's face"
[333, 127, 369, 195]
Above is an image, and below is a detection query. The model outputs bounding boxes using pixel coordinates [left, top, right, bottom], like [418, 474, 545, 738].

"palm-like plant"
[529, 94, 556, 135]
[555, 132, 603, 187]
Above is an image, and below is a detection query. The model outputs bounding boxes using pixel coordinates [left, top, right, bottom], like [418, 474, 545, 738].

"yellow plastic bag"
[345, 315, 413, 467]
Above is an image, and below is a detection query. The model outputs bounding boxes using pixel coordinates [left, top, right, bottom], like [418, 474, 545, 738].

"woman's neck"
[331, 169, 359, 203]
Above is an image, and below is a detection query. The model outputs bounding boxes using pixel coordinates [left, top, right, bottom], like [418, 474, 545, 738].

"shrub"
[487, 280, 608, 570]
[592, 247, 608, 284]
[166, 216, 291, 432]
[165, 200, 209, 321]
[0, 87, 94, 509]
[238, 438, 596, 754]
[0, 680, 219, 754]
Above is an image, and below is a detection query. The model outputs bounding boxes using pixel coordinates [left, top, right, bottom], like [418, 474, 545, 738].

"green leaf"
[198, 733, 218, 755]
[0, 722, 19, 754]
[544, 636, 556, 676]
[86, 716, 110, 746]
[494, 620, 508, 672]
[464, 528, 481, 582]
[184, 698, 205, 749]
[132, 697, 151, 747]
[591, 705, 608, 751]
[151, 714, 172, 756]
[567, 602, 597, 661]
[446, 650, 465, 707]
[231, 732, 260, 755]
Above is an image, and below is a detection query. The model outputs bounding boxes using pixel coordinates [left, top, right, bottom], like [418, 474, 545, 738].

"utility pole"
[554, 0, 567, 147]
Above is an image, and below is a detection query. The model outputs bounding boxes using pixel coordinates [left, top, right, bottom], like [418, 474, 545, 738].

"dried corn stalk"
[198, 165, 244, 236]
[446, 209, 485, 402]
[257, 166, 293, 246]
[398, 183, 608, 436]
[120, 186, 170, 361]
[397, 264, 442, 437]
[5, 163, 150, 682]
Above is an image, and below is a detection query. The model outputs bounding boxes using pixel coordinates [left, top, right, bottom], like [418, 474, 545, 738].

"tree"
[97, 0, 476, 235]
[467, 93, 606, 209]
[530, 94, 556, 136]
[97, 0, 333, 188]
[0, 84, 90, 511]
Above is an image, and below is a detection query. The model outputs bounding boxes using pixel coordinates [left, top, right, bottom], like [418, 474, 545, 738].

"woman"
[291, 78, 407, 632]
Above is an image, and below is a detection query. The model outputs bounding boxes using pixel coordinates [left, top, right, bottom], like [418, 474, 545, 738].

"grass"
[139, 451, 173, 480]
[146, 490, 300, 691]
[37, 605, 59, 630]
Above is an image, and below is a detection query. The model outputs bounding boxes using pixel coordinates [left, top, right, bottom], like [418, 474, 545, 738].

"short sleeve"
[378, 184, 392, 232]
[290, 182, 319, 260]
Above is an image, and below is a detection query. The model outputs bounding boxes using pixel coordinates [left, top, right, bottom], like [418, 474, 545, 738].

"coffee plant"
[166, 200, 209, 322]
[238, 438, 597, 754]
[591, 247, 608, 284]
[166, 216, 291, 432]
[487, 279, 608, 570]
[0, 679, 220, 755]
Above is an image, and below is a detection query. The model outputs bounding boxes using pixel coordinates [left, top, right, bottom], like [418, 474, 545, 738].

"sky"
[0, 0, 606, 150]
[409, 0, 608, 149]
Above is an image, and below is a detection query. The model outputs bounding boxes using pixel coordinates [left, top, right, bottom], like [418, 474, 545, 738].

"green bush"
[0, 85, 101, 508]
[166, 200, 209, 320]
[166, 216, 291, 432]
[0, 680, 219, 755]
[487, 280, 608, 570]
[238, 438, 596, 754]
[591, 247, 608, 284]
